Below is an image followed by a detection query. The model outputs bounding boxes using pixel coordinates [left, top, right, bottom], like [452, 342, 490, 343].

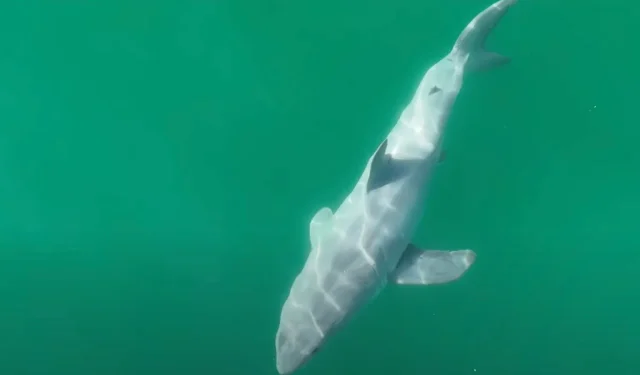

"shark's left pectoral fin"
[389, 244, 476, 285]
[309, 207, 333, 249]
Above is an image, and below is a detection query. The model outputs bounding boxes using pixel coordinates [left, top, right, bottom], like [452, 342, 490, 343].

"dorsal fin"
[309, 207, 333, 249]
[366, 139, 392, 193]
[366, 139, 422, 193]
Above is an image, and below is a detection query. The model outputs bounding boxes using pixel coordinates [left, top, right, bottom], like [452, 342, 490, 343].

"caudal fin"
[452, 0, 518, 71]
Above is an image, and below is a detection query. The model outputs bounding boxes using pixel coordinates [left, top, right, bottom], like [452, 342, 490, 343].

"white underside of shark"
[275, 0, 518, 373]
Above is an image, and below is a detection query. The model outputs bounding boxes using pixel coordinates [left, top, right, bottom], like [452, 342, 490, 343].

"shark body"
[275, 1, 518, 373]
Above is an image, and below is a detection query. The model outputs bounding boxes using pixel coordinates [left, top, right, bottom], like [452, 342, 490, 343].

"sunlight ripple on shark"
[275, 1, 518, 373]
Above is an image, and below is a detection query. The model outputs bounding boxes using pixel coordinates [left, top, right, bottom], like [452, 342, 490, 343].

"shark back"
[275, 1, 518, 374]
[275, 152, 432, 372]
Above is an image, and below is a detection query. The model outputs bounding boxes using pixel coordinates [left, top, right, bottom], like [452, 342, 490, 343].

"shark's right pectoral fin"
[389, 244, 476, 285]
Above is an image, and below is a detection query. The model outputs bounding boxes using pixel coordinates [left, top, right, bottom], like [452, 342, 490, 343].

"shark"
[275, 0, 517, 373]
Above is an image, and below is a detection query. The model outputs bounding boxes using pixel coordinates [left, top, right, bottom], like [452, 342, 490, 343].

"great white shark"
[275, 0, 517, 373]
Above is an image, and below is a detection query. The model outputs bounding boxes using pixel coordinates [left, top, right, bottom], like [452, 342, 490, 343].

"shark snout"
[276, 352, 301, 375]
[275, 326, 316, 375]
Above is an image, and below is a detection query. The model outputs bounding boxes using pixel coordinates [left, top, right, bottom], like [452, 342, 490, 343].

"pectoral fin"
[309, 207, 333, 249]
[389, 244, 476, 285]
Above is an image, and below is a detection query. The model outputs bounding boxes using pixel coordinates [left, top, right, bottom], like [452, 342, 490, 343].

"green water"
[1, 0, 639, 374]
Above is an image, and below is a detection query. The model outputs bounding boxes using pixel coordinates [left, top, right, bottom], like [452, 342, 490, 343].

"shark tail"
[451, 0, 517, 72]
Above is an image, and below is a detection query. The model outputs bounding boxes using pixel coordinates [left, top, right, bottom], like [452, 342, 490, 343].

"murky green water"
[0, 1, 639, 374]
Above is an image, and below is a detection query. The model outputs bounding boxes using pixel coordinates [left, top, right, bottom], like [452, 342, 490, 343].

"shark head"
[275, 305, 327, 374]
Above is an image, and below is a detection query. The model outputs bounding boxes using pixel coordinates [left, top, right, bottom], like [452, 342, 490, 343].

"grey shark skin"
[275, 0, 517, 373]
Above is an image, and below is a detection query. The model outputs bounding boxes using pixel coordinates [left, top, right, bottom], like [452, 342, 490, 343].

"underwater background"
[0, 0, 639, 374]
